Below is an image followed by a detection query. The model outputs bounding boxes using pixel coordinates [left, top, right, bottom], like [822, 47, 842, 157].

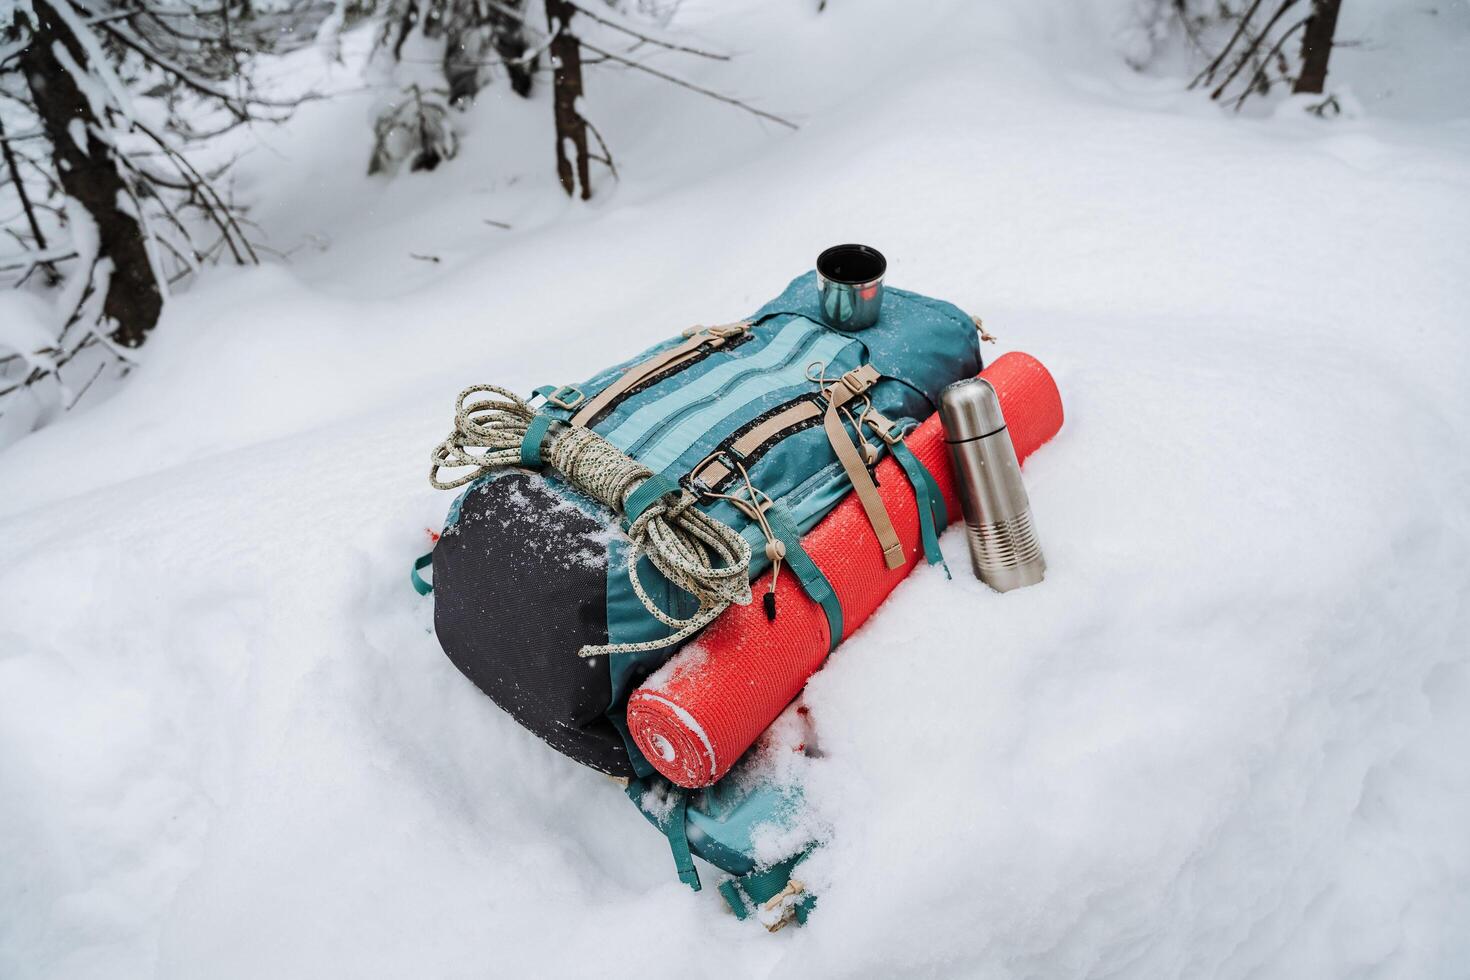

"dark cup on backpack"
[816, 244, 886, 331]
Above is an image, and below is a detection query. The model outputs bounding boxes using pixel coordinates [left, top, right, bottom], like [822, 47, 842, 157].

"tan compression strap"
[820, 367, 906, 569]
[692, 363, 904, 569]
[693, 364, 875, 488]
[569, 322, 749, 427]
[695, 401, 824, 488]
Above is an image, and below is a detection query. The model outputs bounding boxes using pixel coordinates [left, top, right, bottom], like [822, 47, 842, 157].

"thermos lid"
[939, 377, 1006, 442]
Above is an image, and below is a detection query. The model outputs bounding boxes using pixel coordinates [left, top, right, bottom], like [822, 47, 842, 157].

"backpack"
[412, 269, 983, 925]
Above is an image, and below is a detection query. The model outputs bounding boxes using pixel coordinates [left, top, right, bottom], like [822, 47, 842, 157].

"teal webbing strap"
[626, 782, 700, 891]
[891, 442, 950, 578]
[518, 413, 554, 467]
[766, 503, 844, 650]
[666, 790, 701, 891]
[410, 551, 434, 595]
[718, 878, 750, 920]
[718, 852, 816, 924]
[622, 474, 678, 527]
[530, 384, 579, 423]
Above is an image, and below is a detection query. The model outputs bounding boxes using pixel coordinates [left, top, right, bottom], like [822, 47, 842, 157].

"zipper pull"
[763, 539, 786, 622]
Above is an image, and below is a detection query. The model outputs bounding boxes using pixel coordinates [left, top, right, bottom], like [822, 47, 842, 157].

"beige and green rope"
[430, 384, 752, 658]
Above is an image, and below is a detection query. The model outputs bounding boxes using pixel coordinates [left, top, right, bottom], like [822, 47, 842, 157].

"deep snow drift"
[2, 0, 1469, 977]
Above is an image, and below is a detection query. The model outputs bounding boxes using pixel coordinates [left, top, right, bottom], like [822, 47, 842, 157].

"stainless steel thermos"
[938, 377, 1046, 591]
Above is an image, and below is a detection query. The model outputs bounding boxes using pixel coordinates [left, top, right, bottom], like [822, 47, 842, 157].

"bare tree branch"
[1232, 17, 1309, 109]
[1210, 0, 1300, 102]
[96, 19, 311, 119]
[0, 246, 78, 271]
[583, 113, 618, 181]
[576, 38, 797, 130]
[1190, 0, 1267, 89]
[0, 112, 59, 282]
[564, 1, 729, 60]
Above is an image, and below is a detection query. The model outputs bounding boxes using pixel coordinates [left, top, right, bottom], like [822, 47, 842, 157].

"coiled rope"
[430, 385, 752, 658]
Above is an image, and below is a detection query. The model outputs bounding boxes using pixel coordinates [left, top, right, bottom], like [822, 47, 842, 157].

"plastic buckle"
[684, 448, 738, 495]
[840, 367, 874, 396]
[821, 366, 875, 407]
[862, 408, 903, 445]
[681, 321, 750, 342]
[760, 879, 807, 933]
[819, 373, 854, 405]
[546, 385, 585, 410]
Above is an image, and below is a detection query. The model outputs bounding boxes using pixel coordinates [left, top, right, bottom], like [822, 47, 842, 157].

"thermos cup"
[816, 244, 886, 330]
[939, 377, 1046, 591]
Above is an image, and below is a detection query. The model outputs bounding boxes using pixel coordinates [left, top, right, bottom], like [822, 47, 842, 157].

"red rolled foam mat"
[627, 352, 1064, 787]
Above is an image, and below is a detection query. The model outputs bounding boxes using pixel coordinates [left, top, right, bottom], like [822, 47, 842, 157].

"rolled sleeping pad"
[627, 351, 1064, 788]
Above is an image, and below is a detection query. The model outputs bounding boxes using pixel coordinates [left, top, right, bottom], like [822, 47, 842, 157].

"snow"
[644, 640, 710, 691]
[0, 289, 60, 446]
[3, 0, 1469, 976]
[51, 197, 98, 335]
[0, 290, 57, 372]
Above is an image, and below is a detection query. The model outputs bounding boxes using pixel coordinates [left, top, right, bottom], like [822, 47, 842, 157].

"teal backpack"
[414, 270, 982, 925]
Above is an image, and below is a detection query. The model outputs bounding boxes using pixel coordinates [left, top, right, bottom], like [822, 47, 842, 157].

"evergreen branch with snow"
[0, 0, 314, 431]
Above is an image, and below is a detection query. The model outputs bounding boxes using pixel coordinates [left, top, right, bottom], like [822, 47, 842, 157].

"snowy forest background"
[0, 0, 1432, 409]
[2, 0, 1468, 977]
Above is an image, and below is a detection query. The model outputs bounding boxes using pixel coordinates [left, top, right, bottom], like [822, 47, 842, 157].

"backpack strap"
[889, 439, 950, 577]
[569, 322, 750, 427]
[819, 366, 905, 569]
[518, 413, 556, 467]
[688, 393, 824, 490]
[622, 472, 679, 526]
[625, 780, 701, 891]
[410, 550, 434, 595]
[764, 502, 844, 650]
[691, 364, 903, 571]
[849, 399, 949, 574]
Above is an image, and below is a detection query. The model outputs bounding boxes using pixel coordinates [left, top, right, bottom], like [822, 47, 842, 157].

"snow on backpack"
[413, 269, 987, 926]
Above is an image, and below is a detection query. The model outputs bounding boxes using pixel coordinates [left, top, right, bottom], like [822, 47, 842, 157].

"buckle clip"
[760, 879, 808, 933]
[861, 408, 903, 445]
[710, 321, 751, 339]
[680, 320, 751, 341]
[825, 365, 875, 402]
[684, 448, 739, 494]
[546, 385, 585, 410]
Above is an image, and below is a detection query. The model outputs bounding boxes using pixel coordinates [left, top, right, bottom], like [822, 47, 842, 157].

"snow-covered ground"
[3, 0, 1469, 976]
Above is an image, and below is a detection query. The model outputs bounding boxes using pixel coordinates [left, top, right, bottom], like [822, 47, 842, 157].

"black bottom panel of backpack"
[431, 472, 634, 776]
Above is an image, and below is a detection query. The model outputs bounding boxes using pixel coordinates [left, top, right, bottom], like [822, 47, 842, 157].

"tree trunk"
[546, 0, 590, 200]
[19, 0, 163, 348]
[1292, 0, 1342, 95]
